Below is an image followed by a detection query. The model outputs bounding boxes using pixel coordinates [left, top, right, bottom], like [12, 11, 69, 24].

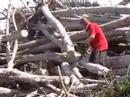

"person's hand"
[85, 43, 89, 49]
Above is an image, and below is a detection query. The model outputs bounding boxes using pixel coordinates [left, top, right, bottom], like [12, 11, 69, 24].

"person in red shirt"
[80, 16, 108, 66]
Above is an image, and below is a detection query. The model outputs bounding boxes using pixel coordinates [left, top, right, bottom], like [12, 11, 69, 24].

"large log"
[18, 38, 49, 50]
[106, 55, 130, 69]
[15, 52, 110, 76]
[101, 16, 130, 32]
[0, 68, 71, 85]
[29, 29, 130, 54]
[0, 68, 47, 85]
[0, 87, 18, 97]
[59, 16, 117, 31]
[28, 41, 58, 54]
[51, 16, 130, 33]
[1, 30, 28, 42]
[16, 53, 64, 64]
[79, 59, 109, 75]
[118, 0, 130, 5]
[37, 21, 63, 49]
[52, 6, 130, 17]
[41, 5, 74, 52]
[108, 29, 130, 42]
[41, 4, 83, 83]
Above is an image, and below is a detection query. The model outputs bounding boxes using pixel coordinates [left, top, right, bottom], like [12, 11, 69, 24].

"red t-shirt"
[85, 22, 108, 51]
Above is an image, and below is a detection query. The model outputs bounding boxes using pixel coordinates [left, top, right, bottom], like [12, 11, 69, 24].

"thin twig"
[6, 3, 11, 65]
[7, 9, 18, 69]
[57, 65, 68, 97]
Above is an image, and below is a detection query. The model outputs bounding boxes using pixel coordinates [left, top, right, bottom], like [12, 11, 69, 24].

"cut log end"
[21, 30, 29, 37]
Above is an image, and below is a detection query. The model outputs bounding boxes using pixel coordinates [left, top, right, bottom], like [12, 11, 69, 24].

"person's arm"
[86, 34, 95, 45]
[85, 23, 96, 46]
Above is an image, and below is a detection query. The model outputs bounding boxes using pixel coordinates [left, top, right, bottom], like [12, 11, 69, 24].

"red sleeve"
[88, 23, 96, 35]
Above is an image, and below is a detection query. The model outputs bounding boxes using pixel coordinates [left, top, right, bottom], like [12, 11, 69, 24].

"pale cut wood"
[72, 67, 84, 79]
[0, 68, 72, 86]
[41, 5, 74, 52]
[0, 87, 18, 97]
[7, 40, 18, 69]
[70, 83, 98, 93]
[37, 21, 63, 49]
[46, 83, 78, 97]
[0, 68, 47, 85]
[82, 78, 106, 83]
[25, 90, 38, 97]
[80, 59, 109, 75]
[2, 30, 28, 42]
[61, 62, 83, 82]
[61, 62, 72, 76]
[45, 93, 57, 97]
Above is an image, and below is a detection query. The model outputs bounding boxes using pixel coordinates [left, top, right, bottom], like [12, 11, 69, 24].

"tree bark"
[37, 21, 63, 49]
[1, 30, 28, 42]
[59, 16, 118, 31]
[101, 16, 130, 32]
[0, 87, 18, 97]
[118, 0, 130, 5]
[52, 6, 130, 17]
[107, 55, 130, 69]
[113, 68, 127, 76]
[80, 58, 109, 75]
[41, 5, 74, 52]
[18, 38, 49, 50]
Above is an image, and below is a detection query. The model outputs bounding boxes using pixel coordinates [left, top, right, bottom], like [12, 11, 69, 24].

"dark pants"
[89, 50, 107, 66]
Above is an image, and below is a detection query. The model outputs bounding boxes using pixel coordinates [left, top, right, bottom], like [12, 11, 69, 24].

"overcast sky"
[0, 0, 124, 10]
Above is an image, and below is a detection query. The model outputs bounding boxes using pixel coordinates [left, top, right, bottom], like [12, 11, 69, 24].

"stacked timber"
[0, 0, 130, 96]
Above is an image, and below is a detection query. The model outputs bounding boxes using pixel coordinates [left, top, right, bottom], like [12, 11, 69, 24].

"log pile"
[0, 0, 130, 96]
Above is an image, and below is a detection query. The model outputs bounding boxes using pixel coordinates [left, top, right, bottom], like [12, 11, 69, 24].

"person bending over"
[80, 16, 108, 66]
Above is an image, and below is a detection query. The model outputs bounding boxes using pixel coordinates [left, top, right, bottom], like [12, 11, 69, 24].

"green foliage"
[116, 80, 130, 96]
[91, 80, 130, 97]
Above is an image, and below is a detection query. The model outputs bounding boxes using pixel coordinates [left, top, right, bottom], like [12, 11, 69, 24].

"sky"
[0, 0, 124, 10]
[0, 0, 128, 30]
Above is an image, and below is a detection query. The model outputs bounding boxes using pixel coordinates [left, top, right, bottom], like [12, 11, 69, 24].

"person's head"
[80, 14, 90, 28]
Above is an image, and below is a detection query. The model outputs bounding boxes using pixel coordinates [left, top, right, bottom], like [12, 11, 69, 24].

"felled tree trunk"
[16, 52, 109, 76]
[0, 68, 70, 85]
[101, 16, 130, 32]
[52, 6, 130, 17]
[59, 16, 118, 31]
[80, 59, 109, 75]
[40, 4, 84, 83]
[1, 30, 28, 42]
[106, 55, 130, 69]
[41, 4, 74, 52]
[0, 87, 18, 97]
[18, 38, 49, 50]
[118, 0, 130, 5]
